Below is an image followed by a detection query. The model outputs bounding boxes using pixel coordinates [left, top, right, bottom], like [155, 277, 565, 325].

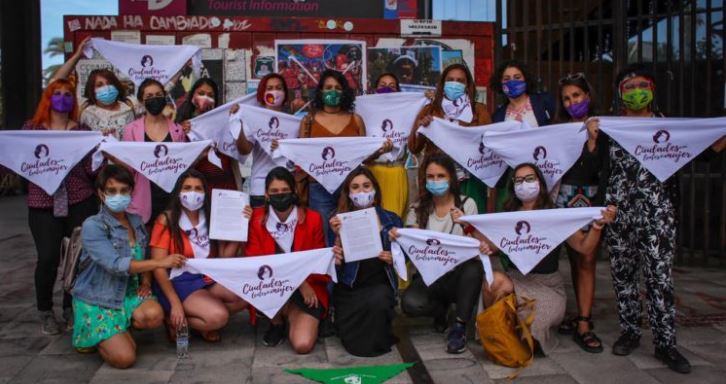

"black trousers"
[27, 196, 98, 311]
[401, 258, 483, 322]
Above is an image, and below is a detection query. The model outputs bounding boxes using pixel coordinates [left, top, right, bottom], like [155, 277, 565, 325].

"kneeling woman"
[330, 167, 402, 357]
[468, 163, 616, 355]
[246, 167, 329, 353]
[72, 165, 185, 368]
[151, 170, 249, 342]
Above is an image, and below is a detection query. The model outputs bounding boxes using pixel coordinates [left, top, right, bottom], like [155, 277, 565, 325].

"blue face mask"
[95, 85, 119, 105]
[503, 79, 527, 98]
[104, 194, 131, 213]
[425, 180, 450, 196]
[443, 81, 466, 101]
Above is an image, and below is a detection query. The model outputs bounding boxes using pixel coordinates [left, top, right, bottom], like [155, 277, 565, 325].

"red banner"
[119, 0, 187, 16]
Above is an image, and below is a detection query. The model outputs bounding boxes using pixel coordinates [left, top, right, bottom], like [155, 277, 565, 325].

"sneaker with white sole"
[39, 311, 61, 336]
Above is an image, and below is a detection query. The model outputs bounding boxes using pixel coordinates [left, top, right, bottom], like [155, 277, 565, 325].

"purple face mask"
[376, 86, 396, 94]
[565, 99, 590, 119]
[50, 94, 74, 113]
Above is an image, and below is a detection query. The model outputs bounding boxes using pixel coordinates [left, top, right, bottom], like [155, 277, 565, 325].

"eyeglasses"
[621, 81, 652, 91]
[559, 72, 586, 84]
[512, 174, 538, 185]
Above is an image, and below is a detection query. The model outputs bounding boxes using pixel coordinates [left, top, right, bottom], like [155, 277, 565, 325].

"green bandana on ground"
[285, 363, 414, 384]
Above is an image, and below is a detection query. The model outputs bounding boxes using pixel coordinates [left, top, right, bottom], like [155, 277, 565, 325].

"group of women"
[7, 37, 725, 374]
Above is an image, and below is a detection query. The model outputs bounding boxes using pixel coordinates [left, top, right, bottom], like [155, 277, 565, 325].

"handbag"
[475, 292, 535, 368]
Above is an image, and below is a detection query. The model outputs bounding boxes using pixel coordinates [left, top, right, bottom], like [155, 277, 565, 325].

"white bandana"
[169, 248, 338, 318]
[597, 116, 726, 182]
[0, 130, 103, 195]
[84, 38, 201, 86]
[441, 94, 474, 123]
[418, 118, 521, 187]
[265, 207, 298, 253]
[187, 95, 259, 163]
[179, 210, 210, 259]
[391, 228, 494, 287]
[275, 137, 385, 194]
[92, 140, 212, 192]
[483, 122, 587, 191]
[461, 207, 603, 275]
[356, 92, 428, 161]
[231, 104, 301, 166]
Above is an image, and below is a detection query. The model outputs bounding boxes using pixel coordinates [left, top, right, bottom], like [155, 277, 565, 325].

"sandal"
[75, 346, 97, 354]
[572, 316, 603, 353]
[557, 316, 577, 335]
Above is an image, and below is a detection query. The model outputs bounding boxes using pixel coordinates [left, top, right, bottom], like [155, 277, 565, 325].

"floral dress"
[72, 244, 152, 348]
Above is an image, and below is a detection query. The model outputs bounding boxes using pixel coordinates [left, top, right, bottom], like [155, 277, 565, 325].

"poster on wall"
[275, 39, 367, 110]
[367, 46, 441, 90]
[383, 0, 418, 19]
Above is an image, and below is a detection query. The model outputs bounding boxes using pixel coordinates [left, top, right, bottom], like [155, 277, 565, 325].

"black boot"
[612, 331, 640, 356]
[655, 346, 692, 374]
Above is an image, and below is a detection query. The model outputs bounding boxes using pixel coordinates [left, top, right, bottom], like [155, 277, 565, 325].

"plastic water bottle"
[176, 324, 189, 359]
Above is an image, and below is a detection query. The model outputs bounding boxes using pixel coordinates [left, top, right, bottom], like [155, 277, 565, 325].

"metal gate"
[495, 0, 726, 266]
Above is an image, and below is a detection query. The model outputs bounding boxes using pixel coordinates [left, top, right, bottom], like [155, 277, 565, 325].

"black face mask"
[268, 192, 295, 212]
[144, 96, 167, 116]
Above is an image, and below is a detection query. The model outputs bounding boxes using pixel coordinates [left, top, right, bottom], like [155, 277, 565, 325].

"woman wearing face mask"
[391, 154, 480, 354]
[150, 170, 250, 342]
[245, 167, 329, 353]
[552, 73, 608, 353]
[490, 60, 555, 127]
[49, 37, 138, 139]
[236, 73, 292, 208]
[462, 163, 616, 356]
[301, 70, 392, 245]
[409, 64, 492, 214]
[71, 165, 185, 368]
[122, 78, 186, 225]
[329, 167, 402, 357]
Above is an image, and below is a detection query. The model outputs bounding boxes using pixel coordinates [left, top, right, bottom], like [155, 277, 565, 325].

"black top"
[501, 244, 562, 275]
[352, 259, 389, 288]
[561, 133, 609, 203]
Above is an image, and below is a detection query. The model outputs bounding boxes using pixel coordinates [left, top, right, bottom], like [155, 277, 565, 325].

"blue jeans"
[308, 182, 340, 246]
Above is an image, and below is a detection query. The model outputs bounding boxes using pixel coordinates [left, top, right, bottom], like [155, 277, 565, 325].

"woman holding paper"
[300, 70, 392, 245]
[408, 63, 492, 213]
[553, 73, 609, 353]
[150, 170, 249, 343]
[245, 167, 329, 353]
[465, 163, 615, 355]
[72, 165, 185, 368]
[329, 167, 402, 357]
[236, 73, 292, 208]
[392, 154, 482, 354]
[122, 78, 187, 225]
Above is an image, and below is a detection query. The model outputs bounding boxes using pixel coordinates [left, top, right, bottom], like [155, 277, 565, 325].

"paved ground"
[1, 195, 725, 384]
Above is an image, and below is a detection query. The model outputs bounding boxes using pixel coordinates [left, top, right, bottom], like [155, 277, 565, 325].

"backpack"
[476, 293, 535, 369]
[59, 222, 112, 292]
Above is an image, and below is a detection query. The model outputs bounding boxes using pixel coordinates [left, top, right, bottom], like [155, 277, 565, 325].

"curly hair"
[311, 69, 355, 112]
[489, 60, 536, 99]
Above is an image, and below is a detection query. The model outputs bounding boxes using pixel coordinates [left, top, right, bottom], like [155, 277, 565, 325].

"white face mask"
[180, 191, 205, 211]
[514, 180, 540, 203]
[349, 191, 375, 209]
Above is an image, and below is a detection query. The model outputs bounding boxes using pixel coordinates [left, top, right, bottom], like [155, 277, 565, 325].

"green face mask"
[322, 89, 342, 107]
[621, 88, 653, 111]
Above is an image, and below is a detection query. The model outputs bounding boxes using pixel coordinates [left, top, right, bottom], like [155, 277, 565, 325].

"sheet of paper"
[338, 207, 383, 263]
[209, 189, 250, 241]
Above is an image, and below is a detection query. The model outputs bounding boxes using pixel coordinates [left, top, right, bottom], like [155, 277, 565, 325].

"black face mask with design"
[268, 192, 296, 212]
[144, 96, 167, 116]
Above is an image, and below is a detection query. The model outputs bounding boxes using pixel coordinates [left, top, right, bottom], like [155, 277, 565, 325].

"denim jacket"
[71, 206, 148, 309]
[337, 206, 402, 292]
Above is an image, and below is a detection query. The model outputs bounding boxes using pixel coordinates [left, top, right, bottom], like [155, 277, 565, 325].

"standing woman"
[367, 73, 410, 218]
[72, 165, 185, 368]
[300, 70, 392, 244]
[245, 167, 329, 353]
[408, 63, 492, 213]
[236, 73, 291, 208]
[329, 167, 401, 357]
[21, 79, 99, 334]
[150, 170, 249, 342]
[490, 60, 555, 126]
[395, 154, 481, 354]
[122, 78, 186, 225]
[553, 73, 608, 353]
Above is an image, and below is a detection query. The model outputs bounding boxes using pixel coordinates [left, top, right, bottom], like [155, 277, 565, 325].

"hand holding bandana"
[230, 104, 301, 166]
[441, 94, 474, 123]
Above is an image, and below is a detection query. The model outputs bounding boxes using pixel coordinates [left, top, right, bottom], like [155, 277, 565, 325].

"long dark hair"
[336, 167, 383, 214]
[504, 163, 553, 212]
[414, 154, 463, 229]
[83, 69, 128, 107]
[175, 78, 219, 123]
[312, 69, 356, 112]
[489, 60, 536, 103]
[430, 63, 476, 116]
[556, 73, 599, 122]
[163, 170, 215, 256]
[261, 166, 306, 225]
[614, 63, 661, 115]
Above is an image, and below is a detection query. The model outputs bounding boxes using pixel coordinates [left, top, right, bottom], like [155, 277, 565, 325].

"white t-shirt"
[405, 195, 478, 236]
[79, 98, 137, 139]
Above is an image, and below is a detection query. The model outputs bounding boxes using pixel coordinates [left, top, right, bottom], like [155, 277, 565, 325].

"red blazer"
[245, 206, 330, 316]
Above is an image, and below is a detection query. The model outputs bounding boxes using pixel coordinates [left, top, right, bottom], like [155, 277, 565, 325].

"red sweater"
[245, 206, 330, 316]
